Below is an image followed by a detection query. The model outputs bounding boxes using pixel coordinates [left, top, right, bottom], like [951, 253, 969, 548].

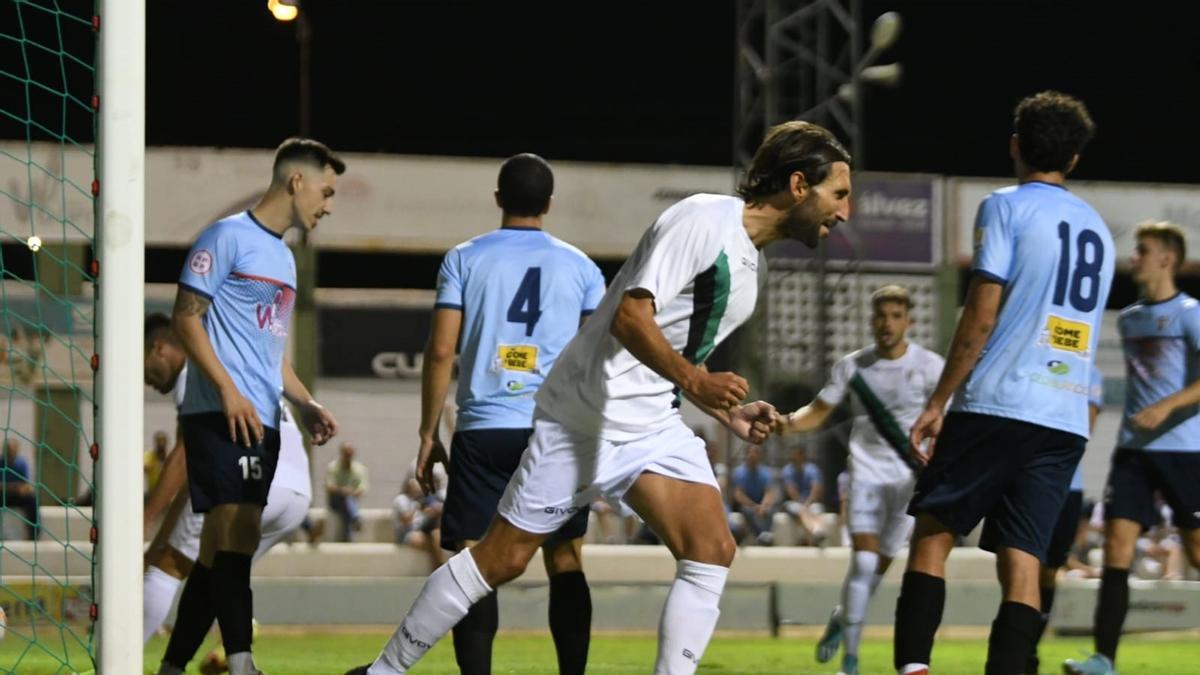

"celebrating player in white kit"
[780, 285, 944, 675]
[349, 120, 852, 675]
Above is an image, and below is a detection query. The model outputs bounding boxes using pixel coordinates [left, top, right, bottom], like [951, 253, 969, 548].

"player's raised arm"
[282, 356, 339, 445]
[171, 286, 262, 448]
[609, 289, 747, 411]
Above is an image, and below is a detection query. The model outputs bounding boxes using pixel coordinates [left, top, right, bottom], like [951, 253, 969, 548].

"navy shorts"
[180, 412, 281, 513]
[1042, 490, 1084, 569]
[441, 428, 588, 551]
[910, 412, 1085, 564]
[1103, 448, 1200, 531]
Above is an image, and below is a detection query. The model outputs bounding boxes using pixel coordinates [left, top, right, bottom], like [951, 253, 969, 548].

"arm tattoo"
[173, 288, 211, 317]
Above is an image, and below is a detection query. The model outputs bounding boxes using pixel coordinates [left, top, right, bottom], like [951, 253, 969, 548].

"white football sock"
[654, 560, 729, 675]
[840, 550, 879, 658]
[226, 651, 257, 675]
[144, 565, 183, 644]
[369, 549, 492, 675]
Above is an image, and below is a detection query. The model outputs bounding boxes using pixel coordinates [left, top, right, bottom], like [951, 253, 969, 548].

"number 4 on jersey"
[507, 267, 543, 336]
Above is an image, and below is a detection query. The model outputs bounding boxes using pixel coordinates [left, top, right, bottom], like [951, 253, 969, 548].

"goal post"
[95, 0, 144, 671]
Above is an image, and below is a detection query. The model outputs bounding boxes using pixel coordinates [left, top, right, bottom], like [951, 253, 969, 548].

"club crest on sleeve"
[189, 249, 214, 275]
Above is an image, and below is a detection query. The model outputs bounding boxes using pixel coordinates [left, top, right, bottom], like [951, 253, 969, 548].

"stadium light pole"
[270, 0, 320, 447]
[839, 11, 903, 167]
[814, 10, 902, 387]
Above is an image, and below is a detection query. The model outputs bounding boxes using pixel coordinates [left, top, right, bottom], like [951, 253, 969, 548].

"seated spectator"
[1, 438, 39, 539]
[781, 445, 827, 545]
[732, 444, 779, 546]
[591, 498, 640, 545]
[143, 430, 169, 498]
[1061, 498, 1100, 579]
[392, 477, 446, 569]
[325, 442, 369, 542]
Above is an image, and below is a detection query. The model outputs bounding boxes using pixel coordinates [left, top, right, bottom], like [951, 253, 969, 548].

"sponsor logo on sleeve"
[188, 249, 213, 275]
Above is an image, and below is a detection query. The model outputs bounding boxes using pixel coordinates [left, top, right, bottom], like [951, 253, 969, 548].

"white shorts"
[847, 476, 916, 557]
[165, 486, 311, 564]
[254, 487, 311, 563]
[497, 412, 718, 535]
[166, 498, 205, 561]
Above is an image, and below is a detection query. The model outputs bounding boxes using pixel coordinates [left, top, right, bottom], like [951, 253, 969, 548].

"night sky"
[136, 1, 1200, 183]
[7, 1, 1200, 180]
[4, 0, 1200, 292]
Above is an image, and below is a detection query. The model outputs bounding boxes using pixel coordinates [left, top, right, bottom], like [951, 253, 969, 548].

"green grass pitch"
[2, 630, 1198, 674]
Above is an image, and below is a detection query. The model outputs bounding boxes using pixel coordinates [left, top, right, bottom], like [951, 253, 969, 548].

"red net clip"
[89, 259, 99, 278]
[90, 354, 99, 372]
[89, 603, 98, 622]
[91, 95, 99, 112]
[89, 525, 97, 544]
[91, 179, 99, 197]
[92, 15, 100, 32]
[89, 442, 99, 460]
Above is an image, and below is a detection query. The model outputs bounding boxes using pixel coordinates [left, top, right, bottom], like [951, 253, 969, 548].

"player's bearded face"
[781, 190, 828, 248]
[780, 162, 851, 248]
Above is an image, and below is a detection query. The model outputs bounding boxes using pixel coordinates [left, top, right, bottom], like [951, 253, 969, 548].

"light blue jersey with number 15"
[950, 182, 1115, 439]
[435, 226, 605, 431]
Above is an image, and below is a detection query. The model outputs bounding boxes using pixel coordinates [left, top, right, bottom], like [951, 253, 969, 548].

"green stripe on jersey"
[674, 251, 731, 407]
[683, 250, 731, 365]
[848, 372, 921, 473]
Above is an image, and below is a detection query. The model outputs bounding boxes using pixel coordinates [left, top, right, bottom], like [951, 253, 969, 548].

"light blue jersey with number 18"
[950, 182, 1115, 439]
[435, 226, 605, 431]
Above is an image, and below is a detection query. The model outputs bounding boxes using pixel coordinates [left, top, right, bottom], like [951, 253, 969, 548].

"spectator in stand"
[144, 430, 170, 498]
[781, 445, 827, 545]
[732, 444, 779, 546]
[325, 442, 369, 542]
[1, 438, 39, 539]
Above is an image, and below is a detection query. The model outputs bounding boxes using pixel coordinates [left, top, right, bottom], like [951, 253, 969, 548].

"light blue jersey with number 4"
[435, 226, 605, 431]
[951, 182, 1114, 439]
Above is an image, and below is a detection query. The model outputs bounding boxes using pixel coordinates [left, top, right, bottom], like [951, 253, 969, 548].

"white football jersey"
[817, 342, 944, 485]
[537, 194, 763, 442]
[273, 403, 312, 500]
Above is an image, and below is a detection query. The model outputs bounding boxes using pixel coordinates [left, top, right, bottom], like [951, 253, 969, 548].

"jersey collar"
[247, 210, 284, 239]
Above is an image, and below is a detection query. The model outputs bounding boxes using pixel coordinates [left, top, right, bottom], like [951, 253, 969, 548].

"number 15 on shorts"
[239, 455, 263, 481]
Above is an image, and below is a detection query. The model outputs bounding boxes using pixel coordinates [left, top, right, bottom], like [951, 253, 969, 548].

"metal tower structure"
[733, 0, 901, 386]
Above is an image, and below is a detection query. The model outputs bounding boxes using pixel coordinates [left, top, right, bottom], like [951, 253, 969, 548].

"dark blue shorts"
[1103, 448, 1200, 531]
[909, 412, 1085, 564]
[1042, 489, 1084, 569]
[180, 412, 281, 513]
[441, 428, 588, 551]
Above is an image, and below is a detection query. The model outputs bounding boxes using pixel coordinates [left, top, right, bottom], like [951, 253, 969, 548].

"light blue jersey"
[1117, 292, 1200, 452]
[178, 211, 296, 428]
[1071, 366, 1105, 492]
[436, 227, 605, 431]
[951, 182, 1114, 438]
